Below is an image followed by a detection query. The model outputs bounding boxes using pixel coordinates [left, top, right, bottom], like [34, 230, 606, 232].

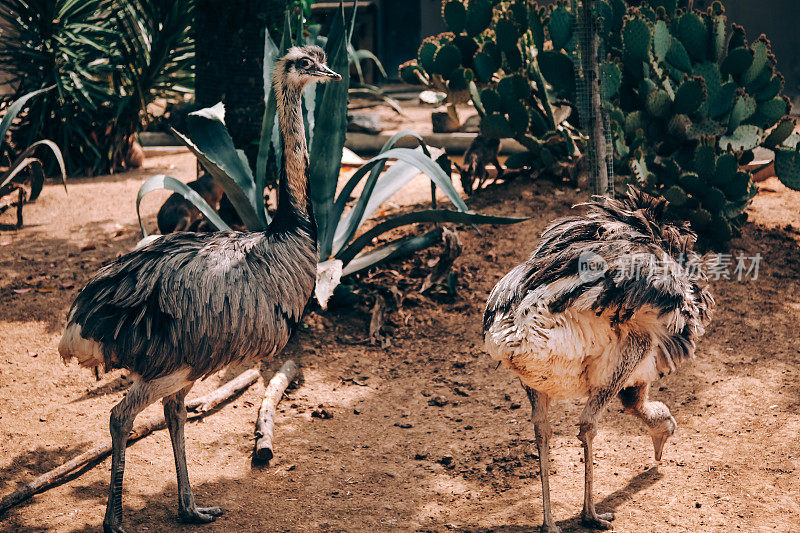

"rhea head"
[275, 45, 341, 91]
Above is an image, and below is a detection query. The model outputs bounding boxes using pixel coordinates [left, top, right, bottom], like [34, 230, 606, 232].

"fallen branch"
[254, 360, 299, 464]
[0, 368, 260, 515]
[186, 368, 260, 413]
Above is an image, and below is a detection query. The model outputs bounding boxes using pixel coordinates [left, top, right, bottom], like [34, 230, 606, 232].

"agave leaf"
[331, 146, 446, 255]
[351, 48, 387, 78]
[332, 130, 425, 219]
[0, 86, 54, 144]
[341, 228, 443, 277]
[136, 174, 231, 237]
[310, 1, 353, 258]
[336, 209, 528, 265]
[255, 22, 282, 208]
[0, 140, 67, 200]
[348, 44, 387, 84]
[170, 104, 264, 230]
[0, 157, 39, 194]
[348, 85, 403, 115]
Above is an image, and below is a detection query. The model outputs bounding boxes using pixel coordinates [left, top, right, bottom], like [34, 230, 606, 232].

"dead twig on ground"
[0, 368, 261, 515]
[254, 360, 299, 464]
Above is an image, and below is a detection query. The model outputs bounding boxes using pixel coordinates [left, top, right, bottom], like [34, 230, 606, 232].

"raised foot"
[179, 506, 225, 524]
[581, 511, 615, 530]
[539, 524, 561, 533]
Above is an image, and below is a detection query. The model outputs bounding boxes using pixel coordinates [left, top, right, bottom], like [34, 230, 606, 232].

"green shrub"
[399, 0, 581, 176]
[599, 0, 795, 244]
[0, 0, 193, 176]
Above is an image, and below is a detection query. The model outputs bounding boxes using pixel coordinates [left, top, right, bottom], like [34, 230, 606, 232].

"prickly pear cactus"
[399, 0, 580, 180]
[599, 0, 794, 244]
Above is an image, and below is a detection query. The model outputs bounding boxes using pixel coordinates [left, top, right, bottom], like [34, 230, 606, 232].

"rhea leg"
[104, 377, 171, 532]
[163, 385, 224, 523]
[578, 332, 650, 529]
[619, 383, 677, 462]
[524, 386, 560, 533]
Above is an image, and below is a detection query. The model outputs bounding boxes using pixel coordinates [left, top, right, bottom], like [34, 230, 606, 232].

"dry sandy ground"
[1, 153, 799, 532]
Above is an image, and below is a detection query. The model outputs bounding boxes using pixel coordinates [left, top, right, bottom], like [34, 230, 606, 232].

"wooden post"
[254, 360, 299, 463]
[579, 0, 611, 197]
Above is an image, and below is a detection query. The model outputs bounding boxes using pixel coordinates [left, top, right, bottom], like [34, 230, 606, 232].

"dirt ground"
[1, 151, 799, 533]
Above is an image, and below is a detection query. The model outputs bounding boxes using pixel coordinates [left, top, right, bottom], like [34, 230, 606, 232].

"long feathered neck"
[270, 72, 315, 237]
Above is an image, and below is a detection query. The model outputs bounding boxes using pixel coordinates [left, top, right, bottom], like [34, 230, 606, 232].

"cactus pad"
[755, 75, 784, 102]
[674, 77, 706, 115]
[622, 17, 651, 61]
[472, 51, 497, 82]
[721, 47, 753, 76]
[702, 186, 727, 212]
[689, 208, 713, 231]
[723, 170, 751, 198]
[750, 96, 789, 129]
[399, 60, 424, 85]
[662, 185, 689, 206]
[537, 50, 575, 98]
[495, 18, 520, 54]
[418, 42, 440, 74]
[668, 114, 692, 139]
[693, 144, 717, 183]
[549, 5, 574, 51]
[479, 87, 503, 113]
[653, 20, 671, 62]
[506, 100, 530, 135]
[443, 1, 467, 33]
[719, 124, 763, 151]
[708, 81, 736, 118]
[433, 43, 463, 76]
[763, 117, 795, 149]
[447, 67, 473, 91]
[481, 112, 514, 139]
[679, 172, 705, 195]
[645, 89, 671, 118]
[714, 152, 739, 185]
[729, 92, 756, 130]
[710, 13, 726, 61]
[775, 146, 800, 190]
[676, 12, 708, 62]
[465, 0, 493, 36]
[666, 39, 692, 72]
[624, 110, 646, 138]
[599, 62, 622, 102]
[742, 38, 769, 86]
[528, 5, 545, 51]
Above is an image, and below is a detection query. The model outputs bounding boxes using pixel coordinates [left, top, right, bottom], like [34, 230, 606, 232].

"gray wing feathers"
[66, 231, 316, 381]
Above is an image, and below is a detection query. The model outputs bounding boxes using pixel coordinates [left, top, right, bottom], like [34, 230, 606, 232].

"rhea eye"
[298, 58, 311, 69]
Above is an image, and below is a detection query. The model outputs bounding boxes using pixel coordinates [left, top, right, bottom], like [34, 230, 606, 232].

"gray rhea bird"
[58, 46, 340, 533]
[483, 188, 714, 532]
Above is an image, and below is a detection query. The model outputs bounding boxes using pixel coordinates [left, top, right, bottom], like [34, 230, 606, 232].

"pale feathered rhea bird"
[58, 46, 340, 533]
[484, 188, 714, 532]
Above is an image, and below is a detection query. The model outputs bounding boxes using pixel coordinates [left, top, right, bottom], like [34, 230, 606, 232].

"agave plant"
[0, 88, 67, 227]
[138, 2, 524, 302]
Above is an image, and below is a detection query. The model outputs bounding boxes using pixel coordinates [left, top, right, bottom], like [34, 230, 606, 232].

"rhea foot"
[581, 510, 615, 530]
[539, 524, 562, 533]
[102, 522, 126, 533]
[178, 505, 224, 524]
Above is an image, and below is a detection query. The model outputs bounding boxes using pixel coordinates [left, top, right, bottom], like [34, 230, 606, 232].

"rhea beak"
[315, 65, 342, 81]
[651, 432, 668, 463]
